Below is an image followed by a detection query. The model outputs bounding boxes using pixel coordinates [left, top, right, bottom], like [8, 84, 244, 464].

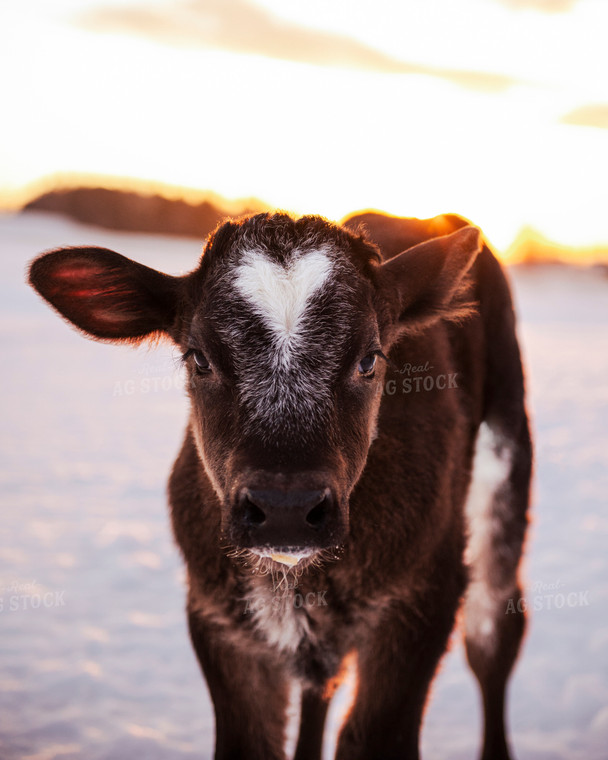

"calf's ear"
[28, 247, 183, 342]
[375, 226, 482, 331]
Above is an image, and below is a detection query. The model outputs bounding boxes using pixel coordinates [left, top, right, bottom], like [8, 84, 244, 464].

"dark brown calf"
[29, 211, 532, 760]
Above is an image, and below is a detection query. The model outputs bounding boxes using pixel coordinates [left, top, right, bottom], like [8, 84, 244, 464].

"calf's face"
[183, 217, 389, 564]
[28, 213, 481, 568]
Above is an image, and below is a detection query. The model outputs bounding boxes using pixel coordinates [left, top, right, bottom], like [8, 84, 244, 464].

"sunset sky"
[1, 0, 607, 254]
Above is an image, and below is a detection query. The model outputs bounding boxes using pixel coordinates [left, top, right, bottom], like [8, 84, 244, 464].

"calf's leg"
[464, 582, 525, 760]
[188, 610, 289, 760]
[464, 422, 531, 760]
[294, 687, 330, 760]
[335, 571, 464, 760]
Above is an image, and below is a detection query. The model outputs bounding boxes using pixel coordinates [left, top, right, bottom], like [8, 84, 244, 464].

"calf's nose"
[238, 487, 332, 547]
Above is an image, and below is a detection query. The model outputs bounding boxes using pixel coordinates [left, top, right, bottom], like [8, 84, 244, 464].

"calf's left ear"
[28, 246, 183, 342]
[375, 226, 483, 331]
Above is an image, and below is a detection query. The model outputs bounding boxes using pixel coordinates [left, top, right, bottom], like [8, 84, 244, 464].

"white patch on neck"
[245, 581, 313, 653]
[234, 247, 332, 362]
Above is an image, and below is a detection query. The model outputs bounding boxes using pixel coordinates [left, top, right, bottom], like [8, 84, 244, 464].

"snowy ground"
[1, 211, 606, 760]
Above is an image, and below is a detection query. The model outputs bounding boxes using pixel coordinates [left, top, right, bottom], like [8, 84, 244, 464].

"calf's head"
[29, 213, 481, 568]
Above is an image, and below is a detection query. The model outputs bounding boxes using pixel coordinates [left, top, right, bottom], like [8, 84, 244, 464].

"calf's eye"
[192, 351, 211, 374]
[358, 354, 377, 377]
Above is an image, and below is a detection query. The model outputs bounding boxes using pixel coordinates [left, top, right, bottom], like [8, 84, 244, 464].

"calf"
[29, 210, 532, 760]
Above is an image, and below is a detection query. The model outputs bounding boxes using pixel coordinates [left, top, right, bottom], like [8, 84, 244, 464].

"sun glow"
[1, 0, 607, 261]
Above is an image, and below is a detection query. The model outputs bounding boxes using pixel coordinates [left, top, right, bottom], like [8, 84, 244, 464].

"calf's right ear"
[375, 226, 483, 333]
[28, 247, 184, 343]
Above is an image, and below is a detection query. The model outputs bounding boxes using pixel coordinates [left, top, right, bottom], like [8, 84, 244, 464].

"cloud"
[561, 104, 608, 130]
[76, 0, 518, 93]
[493, 0, 580, 12]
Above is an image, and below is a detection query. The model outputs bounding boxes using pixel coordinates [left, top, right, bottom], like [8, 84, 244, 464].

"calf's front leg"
[188, 610, 289, 760]
[335, 597, 459, 760]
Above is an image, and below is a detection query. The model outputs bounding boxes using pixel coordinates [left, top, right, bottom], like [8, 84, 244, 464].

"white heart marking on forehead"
[233, 247, 332, 351]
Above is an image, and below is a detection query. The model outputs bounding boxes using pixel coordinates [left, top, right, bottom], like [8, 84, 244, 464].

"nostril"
[306, 497, 328, 528]
[240, 486, 333, 532]
[242, 495, 266, 526]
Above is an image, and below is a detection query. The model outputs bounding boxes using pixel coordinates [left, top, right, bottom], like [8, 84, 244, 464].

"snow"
[1, 211, 606, 759]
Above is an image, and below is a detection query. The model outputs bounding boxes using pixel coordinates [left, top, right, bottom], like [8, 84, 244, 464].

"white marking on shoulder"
[234, 247, 332, 358]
